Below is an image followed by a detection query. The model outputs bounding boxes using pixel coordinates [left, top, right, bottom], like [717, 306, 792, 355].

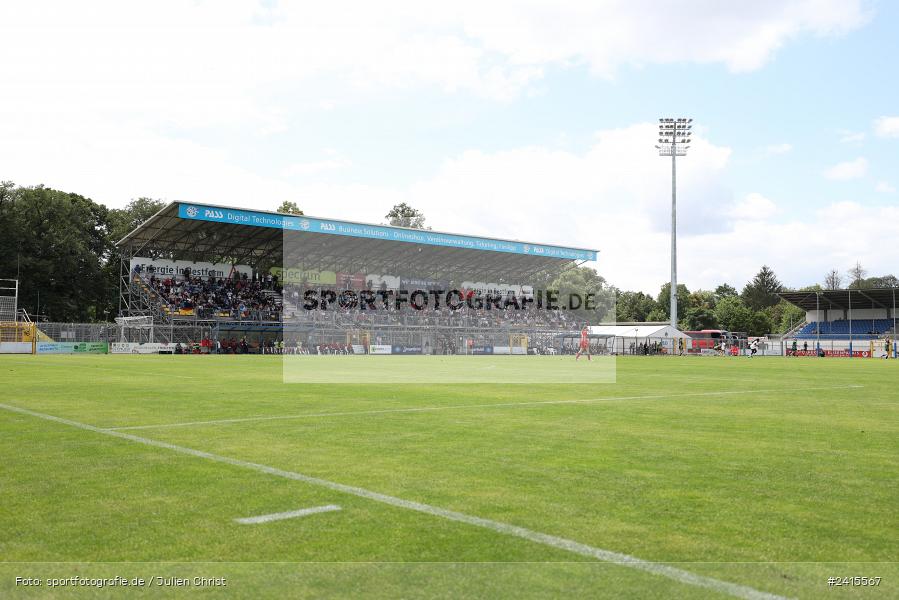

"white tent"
[588, 324, 690, 354]
[589, 325, 690, 340]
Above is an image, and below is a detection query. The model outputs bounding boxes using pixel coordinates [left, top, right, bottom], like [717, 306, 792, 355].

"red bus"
[683, 329, 744, 352]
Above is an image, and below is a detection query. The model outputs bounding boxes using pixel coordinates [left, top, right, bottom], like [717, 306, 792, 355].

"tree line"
[1, 183, 894, 330]
[0, 182, 166, 322]
[613, 267, 802, 336]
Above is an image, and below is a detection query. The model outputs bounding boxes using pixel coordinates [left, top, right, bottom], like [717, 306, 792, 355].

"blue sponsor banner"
[391, 345, 423, 355]
[178, 204, 597, 261]
[470, 346, 493, 355]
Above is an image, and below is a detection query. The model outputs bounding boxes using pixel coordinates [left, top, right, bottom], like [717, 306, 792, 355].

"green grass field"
[1, 355, 896, 599]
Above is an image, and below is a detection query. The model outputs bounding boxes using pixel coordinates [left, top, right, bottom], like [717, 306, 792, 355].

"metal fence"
[36, 322, 117, 343]
[22, 320, 899, 359]
[782, 336, 896, 358]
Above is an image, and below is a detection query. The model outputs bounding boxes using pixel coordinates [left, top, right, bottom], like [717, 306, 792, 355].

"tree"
[0, 182, 21, 276]
[0, 180, 15, 206]
[748, 310, 774, 337]
[850, 274, 897, 289]
[615, 291, 659, 322]
[655, 282, 690, 321]
[679, 306, 718, 330]
[687, 290, 717, 310]
[741, 265, 783, 311]
[678, 290, 718, 330]
[108, 197, 166, 244]
[824, 269, 842, 290]
[867, 274, 899, 288]
[714, 283, 738, 300]
[713, 296, 754, 333]
[549, 266, 615, 323]
[771, 300, 805, 334]
[847, 262, 867, 287]
[0, 184, 113, 321]
[645, 308, 668, 322]
[385, 202, 427, 229]
[276, 200, 304, 215]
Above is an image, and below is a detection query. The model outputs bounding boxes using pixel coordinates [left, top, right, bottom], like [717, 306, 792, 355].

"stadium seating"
[144, 274, 283, 321]
[137, 270, 577, 330]
[794, 319, 894, 339]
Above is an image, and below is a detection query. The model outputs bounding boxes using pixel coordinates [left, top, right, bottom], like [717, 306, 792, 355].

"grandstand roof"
[117, 202, 598, 281]
[779, 288, 898, 311]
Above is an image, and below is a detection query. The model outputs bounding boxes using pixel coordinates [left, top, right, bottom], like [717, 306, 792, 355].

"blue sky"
[1, 0, 896, 292]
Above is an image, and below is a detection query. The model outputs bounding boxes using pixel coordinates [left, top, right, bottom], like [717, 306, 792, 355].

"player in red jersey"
[575, 325, 591, 361]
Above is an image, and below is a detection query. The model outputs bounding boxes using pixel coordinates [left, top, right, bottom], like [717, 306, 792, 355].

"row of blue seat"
[794, 319, 894, 339]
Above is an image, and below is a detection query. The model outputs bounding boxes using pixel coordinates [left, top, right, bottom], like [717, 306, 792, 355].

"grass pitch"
[1, 355, 896, 599]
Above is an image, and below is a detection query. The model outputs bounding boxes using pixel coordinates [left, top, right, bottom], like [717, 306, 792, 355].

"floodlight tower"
[656, 118, 691, 329]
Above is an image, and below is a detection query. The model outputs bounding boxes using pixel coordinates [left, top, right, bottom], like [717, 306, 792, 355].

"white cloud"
[0, 0, 869, 124]
[394, 133, 893, 292]
[729, 193, 779, 220]
[282, 158, 352, 177]
[462, 0, 867, 75]
[838, 130, 865, 144]
[874, 116, 899, 138]
[824, 157, 868, 181]
[765, 143, 792, 154]
[875, 181, 896, 193]
[0, 2, 885, 293]
[406, 124, 734, 242]
[0, 1, 872, 207]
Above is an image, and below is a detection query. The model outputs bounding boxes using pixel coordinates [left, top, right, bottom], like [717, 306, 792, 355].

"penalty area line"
[105, 384, 864, 431]
[235, 505, 341, 524]
[0, 402, 788, 600]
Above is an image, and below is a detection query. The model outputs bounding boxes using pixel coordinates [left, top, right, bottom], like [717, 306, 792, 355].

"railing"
[33, 322, 117, 343]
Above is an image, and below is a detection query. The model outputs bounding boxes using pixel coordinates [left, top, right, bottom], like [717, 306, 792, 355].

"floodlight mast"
[655, 118, 691, 329]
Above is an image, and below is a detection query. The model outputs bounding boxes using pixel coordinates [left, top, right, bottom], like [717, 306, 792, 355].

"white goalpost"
[115, 315, 154, 343]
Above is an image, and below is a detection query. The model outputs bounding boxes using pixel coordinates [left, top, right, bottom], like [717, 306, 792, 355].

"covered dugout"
[116, 202, 601, 352]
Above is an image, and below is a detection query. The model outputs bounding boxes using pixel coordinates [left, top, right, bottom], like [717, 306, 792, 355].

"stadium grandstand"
[114, 202, 603, 354]
[779, 288, 897, 357]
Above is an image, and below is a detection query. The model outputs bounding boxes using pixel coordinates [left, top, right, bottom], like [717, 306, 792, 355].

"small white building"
[589, 324, 690, 354]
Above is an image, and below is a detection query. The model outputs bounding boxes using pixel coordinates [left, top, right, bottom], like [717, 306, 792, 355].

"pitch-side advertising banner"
[37, 342, 109, 354]
[391, 345, 423, 355]
[110, 342, 177, 354]
[0, 342, 32, 354]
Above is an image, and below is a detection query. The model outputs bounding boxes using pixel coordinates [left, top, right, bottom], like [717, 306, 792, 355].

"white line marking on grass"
[0, 402, 788, 600]
[235, 504, 341, 524]
[106, 384, 864, 431]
